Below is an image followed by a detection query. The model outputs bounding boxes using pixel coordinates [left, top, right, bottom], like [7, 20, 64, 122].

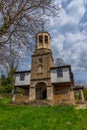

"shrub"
[0, 74, 13, 93]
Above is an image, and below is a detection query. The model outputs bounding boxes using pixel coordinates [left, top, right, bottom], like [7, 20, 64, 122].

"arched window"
[39, 35, 43, 44]
[45, 35, 48, 44]
[37, 65, 43, 73]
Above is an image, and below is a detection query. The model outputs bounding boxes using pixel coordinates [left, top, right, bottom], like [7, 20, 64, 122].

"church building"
[13, 31, 75, 105]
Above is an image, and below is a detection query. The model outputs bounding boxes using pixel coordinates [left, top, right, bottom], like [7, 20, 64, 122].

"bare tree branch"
[0, 0, 60, 75]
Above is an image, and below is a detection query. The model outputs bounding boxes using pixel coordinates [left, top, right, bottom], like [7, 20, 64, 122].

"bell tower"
[36, 32, 51, 50]
[29, 31, 54, 101]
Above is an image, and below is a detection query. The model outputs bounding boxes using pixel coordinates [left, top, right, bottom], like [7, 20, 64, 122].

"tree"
[0, 38, 24, 74]
[0, 0, 59, 49]
[0, 0, 60, 77]
[0, 74, 13, 93]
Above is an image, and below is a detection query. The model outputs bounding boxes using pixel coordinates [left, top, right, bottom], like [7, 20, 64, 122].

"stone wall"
[54, 86, 70, 94]
[13, 94, 29, 103]
[54, 86, 75, 101]
[31, 53, 53, 81]
[54, 94, 70, 101]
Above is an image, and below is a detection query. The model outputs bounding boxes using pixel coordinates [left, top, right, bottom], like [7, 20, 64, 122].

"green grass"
[0, 98, 87, 130]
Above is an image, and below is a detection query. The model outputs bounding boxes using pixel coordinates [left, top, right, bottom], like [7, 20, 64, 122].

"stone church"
[13, 31, 76, 104]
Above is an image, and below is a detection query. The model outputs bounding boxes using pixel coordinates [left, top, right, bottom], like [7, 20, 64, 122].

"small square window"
[39, 58, 42, 63]
[57, 69, 63, 77]
[20, 73, 25, 81]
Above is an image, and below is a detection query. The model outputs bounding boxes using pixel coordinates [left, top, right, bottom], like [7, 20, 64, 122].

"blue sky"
[19, 0, 87, 83]
[48, 0, 87, 82]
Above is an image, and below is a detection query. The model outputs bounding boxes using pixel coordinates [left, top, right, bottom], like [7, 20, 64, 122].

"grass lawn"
[0, 98, 87, 130]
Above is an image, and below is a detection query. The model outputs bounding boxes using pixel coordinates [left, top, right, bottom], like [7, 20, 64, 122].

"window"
[39, 58, 42, 63]
[39, 35, 43, 43]
[57, 69, 63, 77]
[45, 35, 48, 44]
[20, 73, 25, 81]
[38, 65, 43, 73]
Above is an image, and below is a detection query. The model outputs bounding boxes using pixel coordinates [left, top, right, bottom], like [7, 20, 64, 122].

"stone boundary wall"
[54, 94, 70, 101]
[13, 94, 29, 103]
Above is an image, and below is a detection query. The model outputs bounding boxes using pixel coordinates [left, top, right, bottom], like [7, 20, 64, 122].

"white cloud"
[52, 31, 87, 70]
[67, 0, 85, 24]
[84, 0, 87, 5]
[53, 0, 85, 29]
[49, 0, 87, 74]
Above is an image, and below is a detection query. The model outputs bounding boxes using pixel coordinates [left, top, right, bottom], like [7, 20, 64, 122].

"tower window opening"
[39, 58, 42, 63]
[39, 35, 43, 44]
[45, 35, 48, 44]
[38, 65, 43, 74]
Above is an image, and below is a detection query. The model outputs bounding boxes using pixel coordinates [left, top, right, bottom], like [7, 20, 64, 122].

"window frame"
[20, 73, 25, 81]
[39, 58, 43, 64]
[45, 35, 48, 44]
[39, 35, 43, 44]
[57, 69, 63, 77]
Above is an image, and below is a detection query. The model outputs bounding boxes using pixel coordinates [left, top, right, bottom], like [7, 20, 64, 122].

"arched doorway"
[36, 82, 47, 100]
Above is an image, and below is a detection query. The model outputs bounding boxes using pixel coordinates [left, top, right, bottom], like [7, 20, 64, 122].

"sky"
[18, 0, 87, 83]
[47, 0, 87, 82]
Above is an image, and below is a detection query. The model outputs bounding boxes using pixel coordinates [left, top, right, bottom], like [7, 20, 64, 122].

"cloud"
[59, 0, 85, 31]
[49, 0, 87, 74]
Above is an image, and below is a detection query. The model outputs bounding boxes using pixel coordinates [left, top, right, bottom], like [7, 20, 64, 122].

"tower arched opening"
[36, 82, 47, 100]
